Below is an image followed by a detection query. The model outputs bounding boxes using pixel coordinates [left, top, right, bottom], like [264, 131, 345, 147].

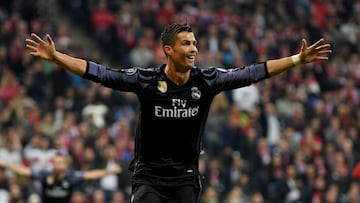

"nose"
[191, 44, 198, 54]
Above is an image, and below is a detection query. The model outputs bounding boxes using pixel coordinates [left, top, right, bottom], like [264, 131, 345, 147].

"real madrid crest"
[157, 81, 167, 93]
[191, 87, 201, 100]
[46, 176, 54, 185]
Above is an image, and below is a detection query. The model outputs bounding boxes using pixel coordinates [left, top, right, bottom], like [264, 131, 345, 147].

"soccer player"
[25, 23, 331, 203]
[0, 152, 121, 203]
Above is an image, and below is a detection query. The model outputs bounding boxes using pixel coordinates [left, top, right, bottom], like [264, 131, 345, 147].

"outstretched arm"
[83, 164, 122, 181]
[0, 160, 31, 177]
[266, 38, 332, 76]
[25, 33, 87, 76]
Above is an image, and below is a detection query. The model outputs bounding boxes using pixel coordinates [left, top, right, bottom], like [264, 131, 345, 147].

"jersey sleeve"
[202, 62, 269, 94]
[31, 170, 48, 182]
[67, 170, 85, 185]
[82, 61, 143, 92]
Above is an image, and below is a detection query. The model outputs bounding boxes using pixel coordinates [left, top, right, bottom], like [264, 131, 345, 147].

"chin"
[187, 62, 195, 68]
[177, 62, 194, 71]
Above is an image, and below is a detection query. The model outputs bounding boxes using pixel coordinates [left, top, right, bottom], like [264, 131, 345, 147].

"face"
[165, 31, 198, 71]
[52, 155, 68, 174]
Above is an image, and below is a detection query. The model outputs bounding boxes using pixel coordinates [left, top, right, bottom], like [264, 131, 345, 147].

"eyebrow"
[181, 39, 197, 44]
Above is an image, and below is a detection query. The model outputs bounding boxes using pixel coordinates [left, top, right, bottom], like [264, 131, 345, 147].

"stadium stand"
[1, 0, 360, 202]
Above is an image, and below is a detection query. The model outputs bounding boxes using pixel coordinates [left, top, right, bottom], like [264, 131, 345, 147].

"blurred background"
[1, 0, 360, 202]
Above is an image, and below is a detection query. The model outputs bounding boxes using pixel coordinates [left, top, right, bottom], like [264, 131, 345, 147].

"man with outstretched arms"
[25, 23, 331, 203]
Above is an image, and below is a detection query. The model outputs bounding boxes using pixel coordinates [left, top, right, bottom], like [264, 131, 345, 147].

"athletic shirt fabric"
[31, 170, 84, 203]
[83, 62, 269, 186]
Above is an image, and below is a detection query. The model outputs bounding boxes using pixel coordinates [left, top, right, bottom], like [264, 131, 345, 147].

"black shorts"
[131, 184, 201, 203]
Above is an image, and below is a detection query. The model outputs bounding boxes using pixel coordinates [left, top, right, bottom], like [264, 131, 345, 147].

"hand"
[109, 164, 122, 174]
[298, 38, 332, 64]
[25, 33, 56, 61]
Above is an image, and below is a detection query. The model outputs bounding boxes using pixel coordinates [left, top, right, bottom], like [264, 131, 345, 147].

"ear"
[164, 45, 173, 56]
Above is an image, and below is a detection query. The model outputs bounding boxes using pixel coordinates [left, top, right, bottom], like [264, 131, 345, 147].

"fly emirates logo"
[154, 99, 199, 118]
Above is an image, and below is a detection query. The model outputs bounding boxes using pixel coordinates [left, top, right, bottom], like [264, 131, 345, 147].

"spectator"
[0, 69, 19, 104]
[0, 136, 22, 177]
[0, 152, 121, 203]
[99, 144, 121, 201]
[110, 190, 127, 203]
[248, 192, 264, 203]
[91, 1, 115, 46]
[201, 185, 219, 203]
[224, 186, 247, 203]
[129, 37, 155, 67]
[232, 84, 260, 113]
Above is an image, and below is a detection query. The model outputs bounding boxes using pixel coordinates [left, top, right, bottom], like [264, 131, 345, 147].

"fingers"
[307, 39, 332, 57]
[25, 39, 38, 47]
[308, 38, 325, 49]
[301, 38, 307, 50]
[30, 33, 44, 43]
[318, 50, 332, 55]
[314, 41, 332, 56]
[25, 34, 42, 52]
[316, 56, 329, 61]
[26, 44, 37, 51]
[25, 38, 39, 53]
[29, 52, 39, 57]
[314, 47, 332, 61]
[46, 34, 54, 45]
[315, 44, 331, 50]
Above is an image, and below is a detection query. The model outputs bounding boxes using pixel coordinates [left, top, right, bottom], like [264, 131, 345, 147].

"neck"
[164, 64, 191, 86]
[54, 171, 65, 180]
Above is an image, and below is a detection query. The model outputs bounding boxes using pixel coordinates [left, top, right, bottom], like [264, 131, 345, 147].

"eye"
[182, 40, 191, 45]
[182, 41, 197, 47]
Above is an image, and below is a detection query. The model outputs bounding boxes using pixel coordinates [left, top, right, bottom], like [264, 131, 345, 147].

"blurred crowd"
[1, 0, 360, 202]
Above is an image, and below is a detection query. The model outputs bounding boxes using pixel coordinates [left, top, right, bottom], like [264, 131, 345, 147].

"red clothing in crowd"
[353, 162, 360, 179]
[91, 3, 115, 33]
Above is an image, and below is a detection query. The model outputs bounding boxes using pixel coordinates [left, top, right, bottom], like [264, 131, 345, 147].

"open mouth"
[187, 55, 195, 61]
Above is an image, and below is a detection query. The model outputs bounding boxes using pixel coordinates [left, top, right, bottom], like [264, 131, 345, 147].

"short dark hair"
[160, 23, 193, 56]
[55, 150, 68, 156]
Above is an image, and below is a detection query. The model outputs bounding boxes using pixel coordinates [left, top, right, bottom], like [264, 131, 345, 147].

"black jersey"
[84, 62, 269, 186]
[31, 170, 84, 203]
